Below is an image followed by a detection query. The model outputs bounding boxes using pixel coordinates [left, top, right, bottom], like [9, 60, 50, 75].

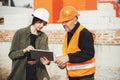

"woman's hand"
[40, 57, 50, 65]
[23, 45, 34, 53]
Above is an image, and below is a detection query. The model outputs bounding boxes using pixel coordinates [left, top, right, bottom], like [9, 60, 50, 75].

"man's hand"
[58, 63, 67, 69]
[40, 57, 50, 65]
[55, 55, 69, 69]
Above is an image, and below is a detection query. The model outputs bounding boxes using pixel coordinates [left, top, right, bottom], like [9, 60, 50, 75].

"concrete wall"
[0, 6, 33, 30]
[0, 3, 120, 30]
[0, 3, 120, 80]
[0, 2, 2, 6]
[0, 42, 120, 80]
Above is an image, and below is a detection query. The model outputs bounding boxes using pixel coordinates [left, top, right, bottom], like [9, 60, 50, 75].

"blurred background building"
[0, 0, 120, 80]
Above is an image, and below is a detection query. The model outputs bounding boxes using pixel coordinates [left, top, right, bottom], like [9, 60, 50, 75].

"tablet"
[30, 49, 54, 61]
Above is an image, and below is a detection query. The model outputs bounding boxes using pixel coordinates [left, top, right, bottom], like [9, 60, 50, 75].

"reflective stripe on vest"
[67, 62, 95, 70]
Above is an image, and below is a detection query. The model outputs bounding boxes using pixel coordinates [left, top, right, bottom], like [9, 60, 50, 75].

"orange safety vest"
[62, 25, 96, 77]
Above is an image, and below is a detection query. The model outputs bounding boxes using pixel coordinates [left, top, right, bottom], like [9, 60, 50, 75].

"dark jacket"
[7, 26, 50, 80]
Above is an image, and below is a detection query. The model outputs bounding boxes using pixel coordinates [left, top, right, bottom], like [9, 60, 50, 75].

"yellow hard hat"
[57, 6, 80, 23]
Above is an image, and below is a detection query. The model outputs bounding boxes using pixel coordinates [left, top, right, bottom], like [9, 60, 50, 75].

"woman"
[7, 8, 50, 80]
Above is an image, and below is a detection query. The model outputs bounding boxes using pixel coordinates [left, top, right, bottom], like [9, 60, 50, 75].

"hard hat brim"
[57, 13, 80, 23]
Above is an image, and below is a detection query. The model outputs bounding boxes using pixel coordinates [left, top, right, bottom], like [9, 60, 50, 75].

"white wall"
[78, 3, 120, 30]
[0, 3, 120, 80]
[0, 3, 120, 30]
[0, 6, 33, 30]
[0, 2, 2, 6]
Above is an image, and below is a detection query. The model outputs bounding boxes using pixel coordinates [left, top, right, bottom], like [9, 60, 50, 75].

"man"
[55, 6, 96, 80]
[7, 8, 50, 80]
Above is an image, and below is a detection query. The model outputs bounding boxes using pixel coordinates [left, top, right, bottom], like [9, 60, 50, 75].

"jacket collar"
[69, 22, 80, 35]
[26, 25, 43, 38]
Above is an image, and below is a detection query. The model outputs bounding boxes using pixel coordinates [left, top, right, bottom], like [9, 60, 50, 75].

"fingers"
[55, 56, 64, 66]
[23, 45, 35, 53]
[58, 63, 66, 69]
[55, 55, 69, 68]
[40, 57, 50, 65]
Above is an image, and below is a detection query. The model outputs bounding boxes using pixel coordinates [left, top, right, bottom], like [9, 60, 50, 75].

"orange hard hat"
[57, 6, 80, 23]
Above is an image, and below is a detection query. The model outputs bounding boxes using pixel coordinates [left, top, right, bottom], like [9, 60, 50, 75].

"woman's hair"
[32, 17, 44, 25]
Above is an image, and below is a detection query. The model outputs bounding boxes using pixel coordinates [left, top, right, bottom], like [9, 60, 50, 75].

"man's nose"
[62, 22, 67, 26]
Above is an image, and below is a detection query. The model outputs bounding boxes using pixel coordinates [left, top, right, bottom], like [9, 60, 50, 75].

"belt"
[27, 61, 36, 65]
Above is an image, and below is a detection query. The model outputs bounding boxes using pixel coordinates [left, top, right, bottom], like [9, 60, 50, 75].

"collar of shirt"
[68, 22, 80, 35]
[26, 25, 42, 38]
[67, 22, 80, 45]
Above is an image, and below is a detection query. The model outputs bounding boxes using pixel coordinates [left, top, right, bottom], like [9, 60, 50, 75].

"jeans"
[26, 64, 37, 80]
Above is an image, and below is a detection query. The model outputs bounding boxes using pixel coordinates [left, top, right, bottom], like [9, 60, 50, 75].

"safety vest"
[62, 25, 96, 77]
